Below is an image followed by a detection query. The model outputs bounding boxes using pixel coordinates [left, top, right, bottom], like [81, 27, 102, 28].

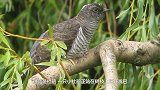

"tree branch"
[14, 34, 160, 90]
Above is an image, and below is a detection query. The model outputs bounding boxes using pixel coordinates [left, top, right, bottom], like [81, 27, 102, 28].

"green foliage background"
[0, 0, 160, 90]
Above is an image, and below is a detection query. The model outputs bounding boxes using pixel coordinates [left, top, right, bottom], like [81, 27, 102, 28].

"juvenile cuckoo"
[30, 3, 108, 66]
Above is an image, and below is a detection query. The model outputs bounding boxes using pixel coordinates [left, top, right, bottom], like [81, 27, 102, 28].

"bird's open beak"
[103, 8, 110, 12]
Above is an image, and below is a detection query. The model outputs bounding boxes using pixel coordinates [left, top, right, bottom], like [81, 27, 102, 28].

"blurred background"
[0, 0, 160, 90]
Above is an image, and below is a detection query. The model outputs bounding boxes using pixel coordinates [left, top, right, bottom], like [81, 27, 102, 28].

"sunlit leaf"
[21, 51, 32, 63]
[17, 60, 24, 73]
[0, 29, 10, 48]
[3, 51, 11, 67]
[8, 59, 17, 66]
[116, 7, 130, 19]
[40, 40, 50, 46]
[0, 78, 11, 87]
[59, 48, 66, 57]
[56, 48, 62, 61]
[0, 54, 5, 62]
[0, 46, 6, 50]
[51, 49, 57, 63]
[4, 67, 14, 80]
[55, 41, 67, 50]
[48, 24, 53, 38]
[16, 70, 23, 90]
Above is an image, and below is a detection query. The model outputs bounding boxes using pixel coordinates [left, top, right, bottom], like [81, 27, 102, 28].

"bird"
[30, 3, 108, 69]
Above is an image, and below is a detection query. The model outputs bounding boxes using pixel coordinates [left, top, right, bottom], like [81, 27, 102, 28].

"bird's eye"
[93, 8, 99, 13]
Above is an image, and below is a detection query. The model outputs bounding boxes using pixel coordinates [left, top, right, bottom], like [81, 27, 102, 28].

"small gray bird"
[30, 3, 108, 68]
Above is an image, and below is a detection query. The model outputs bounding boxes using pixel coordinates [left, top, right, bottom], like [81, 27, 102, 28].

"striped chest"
[67, 20, 98, 59]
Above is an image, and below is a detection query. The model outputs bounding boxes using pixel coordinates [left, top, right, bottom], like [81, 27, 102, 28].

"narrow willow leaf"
[51, 49, 57, 63]
[40, 40, 50, 46]
[4, 51, 11, 67]
[4, 67, 14, 80]
[16, 70, 23, 90]
[48, 24, 53, 38]
[56, 48, 62, 61]
[0, 78, 11, 87]
[0, 46, 6, 50]
[126, 0, 144, 31]
[116, 7, 130, 19]
[149, 0, 158, 38]
[21, 51, 32, 63]
[0, 30, 10, 48]
[59, 48, 66, 57]
[8, 60, 17, 66]
[17, 60, 24, 73]
[55, 41, 67, 50]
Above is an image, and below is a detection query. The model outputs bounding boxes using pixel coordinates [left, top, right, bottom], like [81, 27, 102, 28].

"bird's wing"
[53, 17, 80, 48]
[30, 17, 80, 65]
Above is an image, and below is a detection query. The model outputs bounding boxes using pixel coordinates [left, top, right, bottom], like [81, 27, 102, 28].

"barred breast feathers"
[67, 16, 98, 58]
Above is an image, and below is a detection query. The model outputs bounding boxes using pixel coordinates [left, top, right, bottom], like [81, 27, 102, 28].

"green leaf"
[21, 51, 32, 63]
[47, 42, 53, 50]
[8, 60, 17, 66]
[56, 48, 62, 61]
[3, 51, 11, 67]
[0, 46, 8, 51]
[0, 28, 10, 48]
[40, 40, 50, 46]
[55, 41, 67, 50]
[116, 7, 130, 19]
[4, 67, 14, 80]
[17, 60, 24, 73]
[0, 54, 5, 62]
[126, 0, 144, 31]
[0, 78, 11, 87]
[16, 70, 23, 90]
[48, 24, 53, 38]
[148, 0, 158, 38]
[50, 49, 57, 63]
[59, 48, 66, 57]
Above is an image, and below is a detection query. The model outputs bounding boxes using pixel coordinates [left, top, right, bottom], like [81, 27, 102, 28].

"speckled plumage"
[30, 3, 107, 67]
[30, 17, 80, 64]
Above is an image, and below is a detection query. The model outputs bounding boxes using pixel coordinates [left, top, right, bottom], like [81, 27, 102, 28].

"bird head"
[78, 3, 109, 21]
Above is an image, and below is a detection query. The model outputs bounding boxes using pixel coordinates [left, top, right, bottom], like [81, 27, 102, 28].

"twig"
[59, 61, 77, 90]
[0, 27, 47, 41]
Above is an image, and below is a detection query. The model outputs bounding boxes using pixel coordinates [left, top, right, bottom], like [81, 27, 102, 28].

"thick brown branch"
[100, 41, 118, 90]
[14, 38, 160, 90]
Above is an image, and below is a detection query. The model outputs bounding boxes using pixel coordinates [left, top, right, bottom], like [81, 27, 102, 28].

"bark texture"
[14, 36, 160, 90]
